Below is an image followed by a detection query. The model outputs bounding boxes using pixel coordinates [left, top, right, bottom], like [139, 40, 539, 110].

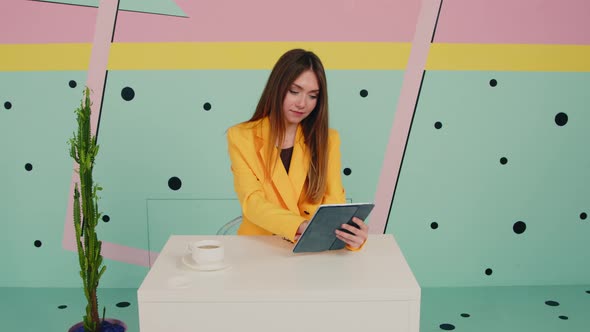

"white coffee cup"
[187, 240, 224, 266]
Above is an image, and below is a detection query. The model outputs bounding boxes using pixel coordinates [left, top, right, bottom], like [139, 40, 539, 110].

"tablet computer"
[292, 202, 375, 253]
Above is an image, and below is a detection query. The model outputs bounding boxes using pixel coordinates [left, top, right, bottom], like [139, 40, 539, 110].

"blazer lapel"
[255, 119, 300, 213]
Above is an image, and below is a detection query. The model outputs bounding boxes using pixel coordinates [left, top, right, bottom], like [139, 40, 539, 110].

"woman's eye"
[289, 90, 298, 95]
[309, 95, 318, 100]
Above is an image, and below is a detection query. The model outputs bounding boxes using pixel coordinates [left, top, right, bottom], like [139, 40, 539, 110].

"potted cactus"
[68, 87, 126, 332]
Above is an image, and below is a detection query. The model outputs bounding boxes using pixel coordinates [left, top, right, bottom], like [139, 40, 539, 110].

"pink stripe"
[63, 0, 162, 267]
[371, 0, 442, 234]
[0, 0, 96, 43]
[63, 1, 151, 265]
[102, 243, 155, 267]
[85, 0, 118, 124]
[150, 252, 160, 266]
[114, 0, 420, 42]
[435, 0, 590, 44]
[62, 0, 118, 252]
[63, 228, 155, 267]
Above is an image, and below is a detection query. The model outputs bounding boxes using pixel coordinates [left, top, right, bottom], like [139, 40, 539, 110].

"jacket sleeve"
[227, 127, 305, 241]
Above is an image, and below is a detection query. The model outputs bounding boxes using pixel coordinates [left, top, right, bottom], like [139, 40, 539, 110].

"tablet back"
[293, 203, 374, 253]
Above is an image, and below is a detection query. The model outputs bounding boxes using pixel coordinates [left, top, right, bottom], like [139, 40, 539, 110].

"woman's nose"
[296, 94, 306, 108]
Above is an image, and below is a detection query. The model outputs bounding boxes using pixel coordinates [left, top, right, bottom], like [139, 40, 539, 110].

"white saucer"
[181, 254, 230, 272]
[167, 275, 191, 288]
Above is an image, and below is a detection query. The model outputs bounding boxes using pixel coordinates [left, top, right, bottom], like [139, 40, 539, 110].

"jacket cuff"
[286, 218, 307, 242]
[345, 240, 366, 251]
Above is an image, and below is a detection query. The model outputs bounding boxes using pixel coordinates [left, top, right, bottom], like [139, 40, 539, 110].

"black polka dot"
[359, 89, 368, 98]
[555, 113, 568, 126]
[121, 87, 135, 101]
[440, 323, 455, 330]
[25, 163, 33, 171]
[489, 79, 497, 87]
[102, 215, 110, 223]
[513, 221, 526, 234]
[430, 222, 438, 230]
[4, 101, 12, 110]
[559, 315, 568, 320]
[69, 80, 77, 88]
[500, 157, 508, 165]
[57, 305, 67, 309]
[203, 102, 212, 111]
[460, 313, 470, 318]
[168, 177, 182, 191]
[580, 212, 587, 220]
[343, 168, 352, 176]
[34, 240, 42, 247]
[585, 290, 590, 294]
[434, 122, 442, 129]
[545, 300, 559, 307]
[116, 301, 131, 308]
[485, 268, 493, 276]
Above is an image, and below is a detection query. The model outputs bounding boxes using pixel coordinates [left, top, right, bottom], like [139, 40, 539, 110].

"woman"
[227, 49, 368, 249]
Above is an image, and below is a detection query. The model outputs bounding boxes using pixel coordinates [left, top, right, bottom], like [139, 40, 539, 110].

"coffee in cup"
[187, 240, 224, 266]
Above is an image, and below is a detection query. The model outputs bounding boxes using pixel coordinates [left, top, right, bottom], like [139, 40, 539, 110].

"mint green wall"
[39, 0, 186, 16]
[5, 69, 587, 289]
[2, 70, 588, 289]
[0, 69, 402, 287]
[1, 72, 84, 287]
[386, 71, 590, 287]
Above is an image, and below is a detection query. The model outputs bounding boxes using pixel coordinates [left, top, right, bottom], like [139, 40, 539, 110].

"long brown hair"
[248, 49, 329, 203]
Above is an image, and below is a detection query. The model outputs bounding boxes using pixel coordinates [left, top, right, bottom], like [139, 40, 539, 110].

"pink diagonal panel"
[434, 0, 590, 44]
[114, 0, 421, 42]
[371, 0, 442, 234]
[62, 0, 117, 256]
[0, 0, 96, 43]
[62, 0, 156, 267]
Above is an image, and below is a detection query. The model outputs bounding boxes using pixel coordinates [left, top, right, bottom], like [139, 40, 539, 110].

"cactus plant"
[69, 87, 106, 332]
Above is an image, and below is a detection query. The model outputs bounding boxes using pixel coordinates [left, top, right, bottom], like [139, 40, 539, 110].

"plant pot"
[68, 319, 127, 332]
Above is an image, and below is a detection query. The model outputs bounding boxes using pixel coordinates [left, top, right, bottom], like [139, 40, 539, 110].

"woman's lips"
[290, 110, 305, 116]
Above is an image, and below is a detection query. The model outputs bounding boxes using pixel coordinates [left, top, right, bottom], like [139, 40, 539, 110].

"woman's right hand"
[294, 221, 309, 241]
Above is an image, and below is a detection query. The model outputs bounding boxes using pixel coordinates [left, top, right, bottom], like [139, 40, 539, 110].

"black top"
[280, 146, 294, 173]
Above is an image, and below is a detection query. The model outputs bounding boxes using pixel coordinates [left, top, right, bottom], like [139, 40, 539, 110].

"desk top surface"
[138, 234, 420, 302]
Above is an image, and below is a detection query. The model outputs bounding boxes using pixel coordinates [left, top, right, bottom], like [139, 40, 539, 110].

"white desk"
[138, 235, 420, 332]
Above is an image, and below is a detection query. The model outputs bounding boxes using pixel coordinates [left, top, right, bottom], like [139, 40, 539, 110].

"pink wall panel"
[114, 0, 421, 42]
[0, 0, 97, 43]
[434, 0, 590, 44]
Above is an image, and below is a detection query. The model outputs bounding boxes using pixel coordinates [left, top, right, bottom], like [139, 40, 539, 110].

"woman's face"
[282, 69, 319, 129]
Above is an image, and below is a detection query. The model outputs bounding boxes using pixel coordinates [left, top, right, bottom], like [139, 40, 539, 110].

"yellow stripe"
[0, 43, 91, 71]
[108, 42, 411, 70]
[4, 42, 587, 72]
[427, 43, 590, 72]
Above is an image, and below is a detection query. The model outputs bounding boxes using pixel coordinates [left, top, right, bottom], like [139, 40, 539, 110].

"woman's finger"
[351, 217, 369, 231]
[342, 220, 368, 242]
[336, 232, 362, 248]
[335, 229, 362, 246]
[340, 223, 360, 236]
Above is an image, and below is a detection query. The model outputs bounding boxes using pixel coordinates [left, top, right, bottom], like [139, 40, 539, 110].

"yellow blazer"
[227, 117, 346, 241]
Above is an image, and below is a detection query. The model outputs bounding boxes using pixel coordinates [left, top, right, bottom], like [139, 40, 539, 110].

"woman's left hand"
[335, 217, 368, 249]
